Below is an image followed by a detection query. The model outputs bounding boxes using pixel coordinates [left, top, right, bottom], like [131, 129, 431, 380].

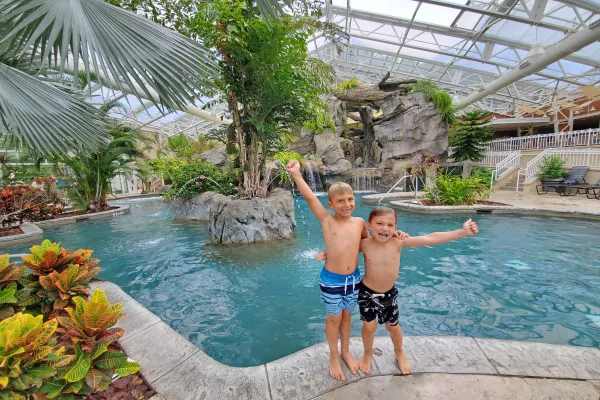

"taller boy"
[286, 159, 365, 381]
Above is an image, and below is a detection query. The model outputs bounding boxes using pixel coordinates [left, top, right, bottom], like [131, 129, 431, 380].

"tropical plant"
[154, 0, 339, 198]
[0, 313, 64, 397]
[333, 77, 362, 94]
[0, 185, 63, 227]
[471, 167, 494, 183]
[0, 255, 23, 320]
[148, 158, 185, 184]
[448, 110, 495, 162]
[537, 155, 569, 180]
[164, 160, 236, 200]
[19, 240, 100, 318]
[425, 174, 490, 206]
[273, 152, 302, 185]
[405, 80, 455, 125]
[53, 128, 143, 212]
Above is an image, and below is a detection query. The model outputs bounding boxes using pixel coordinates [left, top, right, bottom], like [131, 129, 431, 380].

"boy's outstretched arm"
[402, 219, 478, 248]
[286, 160, 329, 221]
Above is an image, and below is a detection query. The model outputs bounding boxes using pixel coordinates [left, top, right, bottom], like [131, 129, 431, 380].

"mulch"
[0, 226, 24, 237]
[88, 373, 155, 400]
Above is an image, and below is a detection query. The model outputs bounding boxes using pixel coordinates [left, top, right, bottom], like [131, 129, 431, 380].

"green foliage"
[449, 110, 495, 162]
[405, 80, 456, 125]
[425, 174, 490, 206]
[333, 77, 361, 94]
[185, 0, 336, 196]
[148, 158, 185, 183]
[303, 112, 336, 134]
[53, 128, 143, 211]
[272, 152, 302, 185]
[164, 160, 236, 200]
[165, 133, 217, 161]
[537, 155, 569, 180]
[471, 167, 494, 183]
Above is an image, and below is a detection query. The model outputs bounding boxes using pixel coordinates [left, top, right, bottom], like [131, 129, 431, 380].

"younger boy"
[358, 207, 478, 375]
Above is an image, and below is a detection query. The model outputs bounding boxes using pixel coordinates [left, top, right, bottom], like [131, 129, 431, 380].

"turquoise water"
[3, 195, 600, 367]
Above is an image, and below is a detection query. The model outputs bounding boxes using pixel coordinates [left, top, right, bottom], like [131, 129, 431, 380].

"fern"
[405, 80, 456, 125]
[333, 77, 361, 94]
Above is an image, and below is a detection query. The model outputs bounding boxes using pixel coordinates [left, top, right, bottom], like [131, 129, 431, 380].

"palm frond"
[0, 63, 107, 154]
[0, 0, 219, 111]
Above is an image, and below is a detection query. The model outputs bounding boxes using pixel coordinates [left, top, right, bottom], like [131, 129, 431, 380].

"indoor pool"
[3, 195, 599, 367]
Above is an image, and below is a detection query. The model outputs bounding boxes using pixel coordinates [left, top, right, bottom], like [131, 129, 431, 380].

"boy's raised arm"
[286, 160, 330, 221]
[402, 219, 478, 248]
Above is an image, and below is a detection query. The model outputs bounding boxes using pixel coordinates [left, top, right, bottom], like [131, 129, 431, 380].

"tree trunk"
[358, 107, 376, 167]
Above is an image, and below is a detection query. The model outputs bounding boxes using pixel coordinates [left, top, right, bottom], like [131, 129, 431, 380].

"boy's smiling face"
[328, 192, 355, 217]
[368, 214, 397, 242]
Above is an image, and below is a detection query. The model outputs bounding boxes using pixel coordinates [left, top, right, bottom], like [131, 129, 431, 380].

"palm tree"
[0, 0, 285, 155]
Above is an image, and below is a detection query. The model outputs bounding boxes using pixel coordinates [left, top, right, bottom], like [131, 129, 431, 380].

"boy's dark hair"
[368, 207, 397, 224]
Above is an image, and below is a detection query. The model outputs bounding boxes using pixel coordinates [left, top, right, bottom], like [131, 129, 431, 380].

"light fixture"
[527, 42, 546, 60]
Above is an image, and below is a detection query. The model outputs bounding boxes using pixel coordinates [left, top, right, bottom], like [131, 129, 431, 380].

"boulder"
[327, 96, 347, 137]
[354, 157, 363, 168]
[173, 191, 216, 221]
[200, 147, 228, 169]
[314, 131, 352, 178]
[287, 128, 316, 155]
[374, 93, 447, 181]
[340, 138, 355, 163]
[209, 189, 296, 244]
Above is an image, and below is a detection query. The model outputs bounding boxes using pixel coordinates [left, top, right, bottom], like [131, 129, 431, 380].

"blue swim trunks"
[319, 267, 361, 315]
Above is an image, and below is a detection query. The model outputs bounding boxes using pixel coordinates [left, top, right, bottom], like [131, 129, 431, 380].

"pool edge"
[91, 280, 600, 400]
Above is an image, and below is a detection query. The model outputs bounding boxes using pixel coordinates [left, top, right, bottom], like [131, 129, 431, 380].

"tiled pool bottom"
[4, 195, 600, 367]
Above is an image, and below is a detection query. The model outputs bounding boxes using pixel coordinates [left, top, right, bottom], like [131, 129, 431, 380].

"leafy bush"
[425, 174, 490, 205]
[0, 241, 139, 399]
[537, 155, 569, 180]
[164, 160, 236, 199]
[405, 80, 455, 125]
[273, 152, 302, 185]
[0, 185, 63, 227]
[333, 77, 361, 94]
[148, 157, 185, 183]
[471, 167, 493, 183]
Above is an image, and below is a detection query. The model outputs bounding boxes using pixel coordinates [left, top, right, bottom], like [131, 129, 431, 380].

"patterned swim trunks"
[319, 267, 361, 316]
[357, 281, 399, 326]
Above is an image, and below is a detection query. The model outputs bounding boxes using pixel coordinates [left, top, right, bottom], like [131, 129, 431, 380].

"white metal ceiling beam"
[455, 23, 600, 109]
[330, 6, 596, 66]
[552, 0, 600, 13]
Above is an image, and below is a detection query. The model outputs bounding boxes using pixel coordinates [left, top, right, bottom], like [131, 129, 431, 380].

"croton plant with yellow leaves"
[0, 241, 139, 399]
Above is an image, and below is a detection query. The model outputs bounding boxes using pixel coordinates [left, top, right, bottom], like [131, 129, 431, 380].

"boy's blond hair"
[328, 182, 353, 200]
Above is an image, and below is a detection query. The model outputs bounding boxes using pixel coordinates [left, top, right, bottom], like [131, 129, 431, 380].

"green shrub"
[333, 77, 361, 94]
[537, 155, 569, 180]
[148, 158, 185, 182]
[471, 167, 493, 183]
[273, 152, 302, 185]
[425, 174, 490, 205]
[164, 160, 236, 199]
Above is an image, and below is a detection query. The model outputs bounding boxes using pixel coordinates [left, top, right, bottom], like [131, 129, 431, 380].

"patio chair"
[536, 166, 589, 195]
[564, 178, 600, 199]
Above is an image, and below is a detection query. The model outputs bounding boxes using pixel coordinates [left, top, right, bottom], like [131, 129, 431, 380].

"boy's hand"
[316, 251, 327, 261]
[286, 160, 301, 176]
[462, 219, 479, 237]
[393, 230, 411, 240]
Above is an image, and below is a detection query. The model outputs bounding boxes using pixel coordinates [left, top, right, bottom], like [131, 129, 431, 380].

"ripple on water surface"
[3, 196, 599, 366]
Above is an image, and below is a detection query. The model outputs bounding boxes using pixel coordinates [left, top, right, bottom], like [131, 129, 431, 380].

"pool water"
[3, 195, 599, 367]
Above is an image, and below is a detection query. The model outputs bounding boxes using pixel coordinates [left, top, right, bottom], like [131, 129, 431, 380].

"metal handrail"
[378, 175, 413, 204]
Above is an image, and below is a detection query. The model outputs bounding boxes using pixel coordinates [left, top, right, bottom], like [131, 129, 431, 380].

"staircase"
[497, 172, 523, 192]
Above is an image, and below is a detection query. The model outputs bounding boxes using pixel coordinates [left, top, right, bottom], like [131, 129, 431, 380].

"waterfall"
[351, 168, 379, 191]
[304, 162, 324, 193]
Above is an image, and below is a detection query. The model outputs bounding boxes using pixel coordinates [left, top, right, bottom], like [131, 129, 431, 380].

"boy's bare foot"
[329, 354, 346, 381]
[395, 350, 411, 375]
[359, 353, 372, 374]
[341, 351, 360, 375]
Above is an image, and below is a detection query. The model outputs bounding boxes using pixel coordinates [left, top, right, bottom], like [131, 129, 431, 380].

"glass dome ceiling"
[87, 0, 600, 136]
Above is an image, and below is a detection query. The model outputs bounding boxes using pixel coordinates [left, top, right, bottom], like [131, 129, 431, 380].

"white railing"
[486, 128, 600, 152]
[524, 148, 600, 183]
[378, 175, 413, 204]
[480, 151, 513, 166]
[490, 151, 521, 190]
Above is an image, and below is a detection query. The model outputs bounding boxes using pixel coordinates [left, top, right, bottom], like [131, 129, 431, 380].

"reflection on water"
[3, 196, 599, 367]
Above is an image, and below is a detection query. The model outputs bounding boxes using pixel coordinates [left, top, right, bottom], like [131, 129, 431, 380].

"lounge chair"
[536, 166, 589, 195]
[564, 178, 600, 199]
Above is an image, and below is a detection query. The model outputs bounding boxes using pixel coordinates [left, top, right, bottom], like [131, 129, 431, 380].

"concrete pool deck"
[91, 280, 600, 400]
